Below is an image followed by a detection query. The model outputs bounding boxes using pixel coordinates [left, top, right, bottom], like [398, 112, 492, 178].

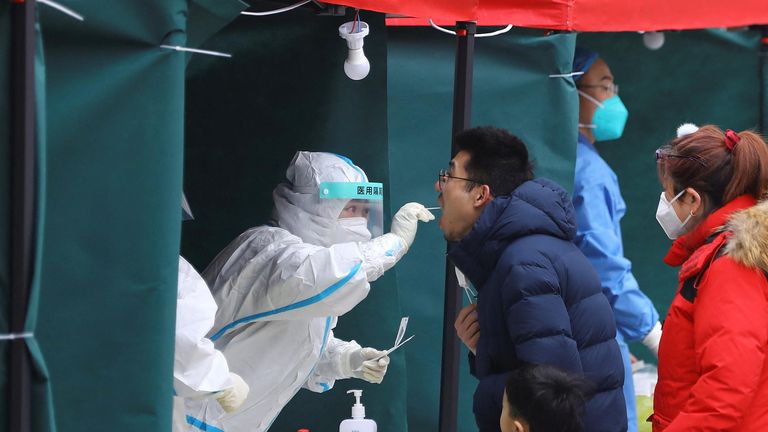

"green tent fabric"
[9, 4, 759, 432]
[33, 1, 197, 430]
[28, 16, 56, 432]
[187, 0, 248, 53]
[1, 5, 56, 431]
[181, 9, 409, 432]
[387, 28, 577, 431]
[576, 30, 761, 360]
[1, 4, 14, 427]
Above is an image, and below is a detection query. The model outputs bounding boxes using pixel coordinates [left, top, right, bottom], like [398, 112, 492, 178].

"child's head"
[501, 364, 593, 432]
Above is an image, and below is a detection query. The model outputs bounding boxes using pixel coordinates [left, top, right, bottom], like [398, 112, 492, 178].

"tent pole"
[759, 26, 768, 134]
[438, 20, 475, 432]
[9, 1, 37, 432]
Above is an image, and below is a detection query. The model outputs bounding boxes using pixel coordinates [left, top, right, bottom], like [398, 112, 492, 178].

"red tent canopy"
[331, 0, 768, 31]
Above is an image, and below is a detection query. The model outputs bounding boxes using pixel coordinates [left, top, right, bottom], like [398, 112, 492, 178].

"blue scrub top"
[573, 133, 659, 343]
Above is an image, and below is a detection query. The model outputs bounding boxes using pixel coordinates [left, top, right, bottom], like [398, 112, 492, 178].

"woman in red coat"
[652, 125, 768, 431]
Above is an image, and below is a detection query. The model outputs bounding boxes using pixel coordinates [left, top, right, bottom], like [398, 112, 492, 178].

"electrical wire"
[241, 0, 311, 16]
[428, 19, 513, 38]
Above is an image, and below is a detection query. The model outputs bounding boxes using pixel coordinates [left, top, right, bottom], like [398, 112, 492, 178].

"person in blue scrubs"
[572, 48, 662, 432]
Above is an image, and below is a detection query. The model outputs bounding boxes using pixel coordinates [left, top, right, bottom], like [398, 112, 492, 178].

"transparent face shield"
[320, 181, 384, 240]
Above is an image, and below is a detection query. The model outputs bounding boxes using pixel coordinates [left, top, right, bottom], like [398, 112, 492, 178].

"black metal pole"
[438, 20, 475, 432]
[759, 26, 768, 134]
[9, 1, 37, 432]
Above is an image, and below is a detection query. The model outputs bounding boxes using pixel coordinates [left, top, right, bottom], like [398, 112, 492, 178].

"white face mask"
[330, 217, 372, 244]
[655, 190, 692, 240]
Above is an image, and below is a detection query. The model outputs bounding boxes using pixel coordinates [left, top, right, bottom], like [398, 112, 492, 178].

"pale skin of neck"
[579, 125, 595, 143]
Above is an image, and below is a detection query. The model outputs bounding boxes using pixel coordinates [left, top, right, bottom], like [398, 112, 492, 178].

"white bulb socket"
[643, 32, 665, 50]
[339, 21, 370, 80]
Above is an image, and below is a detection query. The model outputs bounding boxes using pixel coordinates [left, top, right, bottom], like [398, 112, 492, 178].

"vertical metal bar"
[438, 20, 475, 432]
[759, 27, 768, 134]
[451, 22, 475, 138]
[9, 1, 37, 432]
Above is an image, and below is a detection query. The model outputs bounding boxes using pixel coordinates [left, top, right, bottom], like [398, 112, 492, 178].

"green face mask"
[579, 91, 629, 141]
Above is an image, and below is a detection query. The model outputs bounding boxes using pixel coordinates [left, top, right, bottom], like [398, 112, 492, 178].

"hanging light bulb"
[643, 31, 665, 50]
[339, 20, 370, 80]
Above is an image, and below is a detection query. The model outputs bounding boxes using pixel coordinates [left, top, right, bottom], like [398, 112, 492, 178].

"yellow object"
[636, 395, 653, 432]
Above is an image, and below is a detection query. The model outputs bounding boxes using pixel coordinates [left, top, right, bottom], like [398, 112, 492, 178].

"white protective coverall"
[173, 257, 233, 430]
[182, 152, 428, 432]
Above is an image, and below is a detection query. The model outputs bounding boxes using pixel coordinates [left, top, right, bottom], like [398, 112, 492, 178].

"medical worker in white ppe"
[173, 196, 249, 431]
[183, 151, 433, 432]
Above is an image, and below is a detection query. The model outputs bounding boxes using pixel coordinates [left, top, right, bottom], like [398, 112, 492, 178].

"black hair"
[453, 126, 534, 196]
[504, 364, 594, 432]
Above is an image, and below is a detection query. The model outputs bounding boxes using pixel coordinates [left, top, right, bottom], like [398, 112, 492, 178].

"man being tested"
[446, 127, 626, 431]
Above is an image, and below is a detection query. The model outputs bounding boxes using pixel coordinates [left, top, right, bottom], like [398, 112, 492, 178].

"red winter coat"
[653, 196, 768, 432]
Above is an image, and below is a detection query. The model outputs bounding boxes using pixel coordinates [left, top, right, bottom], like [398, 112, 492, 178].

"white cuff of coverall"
[641, 321, 662, 357]
[359, 233, 407, 282]
[337, 340, 365, 379]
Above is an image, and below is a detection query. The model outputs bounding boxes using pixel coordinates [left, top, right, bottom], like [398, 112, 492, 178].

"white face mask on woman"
[655, 190, 692, 240]
[330, 217, 372, 244]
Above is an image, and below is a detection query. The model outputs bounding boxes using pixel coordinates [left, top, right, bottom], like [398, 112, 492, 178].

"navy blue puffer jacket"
[449, 178, 626, 432]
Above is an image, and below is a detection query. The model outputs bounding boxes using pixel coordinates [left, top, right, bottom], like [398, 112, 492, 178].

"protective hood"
[272, 151, 369, 247]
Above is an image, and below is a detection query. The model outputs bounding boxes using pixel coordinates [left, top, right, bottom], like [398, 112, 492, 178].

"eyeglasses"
[437, 169, 481, 192]
[577, 83, 619, 96]
[655, 149, 707, 167]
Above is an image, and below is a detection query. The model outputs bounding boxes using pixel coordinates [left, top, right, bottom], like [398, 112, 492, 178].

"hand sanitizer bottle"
[339, 389, 377, 432]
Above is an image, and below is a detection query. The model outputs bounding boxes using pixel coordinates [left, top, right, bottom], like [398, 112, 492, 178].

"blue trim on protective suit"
[313, 317, 333, 392]
[210, 262, 362, 341]
[332, 153, 367, 181]
[264, 316, 333, 431]
[186, 415, 224, 432]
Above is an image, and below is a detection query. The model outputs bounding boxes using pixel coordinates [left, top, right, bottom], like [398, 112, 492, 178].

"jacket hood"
[450, 178, 576, 286]
[725, 199, 768, 272]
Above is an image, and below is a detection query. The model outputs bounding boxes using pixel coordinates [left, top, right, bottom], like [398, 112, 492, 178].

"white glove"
[215, 372, 250, 413]
[342, 347, 390, 384]
[390, 203, 435, 249]
[641, 321, 662, 357]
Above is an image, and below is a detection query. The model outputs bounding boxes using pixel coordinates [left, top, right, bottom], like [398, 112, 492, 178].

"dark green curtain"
[387, 28, 577, 431]
[1, 4, 13, 428]
[35, 1, 195, 430]
[182, 9, 408, 432]
[0, 5, 56, 431]
[577, 30, 760, 360]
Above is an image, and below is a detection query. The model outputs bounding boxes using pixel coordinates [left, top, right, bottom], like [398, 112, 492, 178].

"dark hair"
[504, 364, 594, 432]
[658, 125, 768, 214]
[454, 126, 534, 196]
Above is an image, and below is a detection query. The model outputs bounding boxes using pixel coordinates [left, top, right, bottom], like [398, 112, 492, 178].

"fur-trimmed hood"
[725, 199, 768, 272]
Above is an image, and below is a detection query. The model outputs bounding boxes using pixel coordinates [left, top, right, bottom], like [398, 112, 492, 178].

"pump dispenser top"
[348, 390, 365, 419]
[340, 389, 376, 432]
